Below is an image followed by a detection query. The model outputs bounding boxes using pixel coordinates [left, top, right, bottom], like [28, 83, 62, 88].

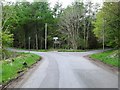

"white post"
[84, 17, 86, 50]
[103, 19, 105, 51]
[45, 23, 47, 50]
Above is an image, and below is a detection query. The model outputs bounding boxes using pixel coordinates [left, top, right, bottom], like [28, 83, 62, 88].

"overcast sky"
[5, 0, 103, 8]
[49, 0, 103, 8]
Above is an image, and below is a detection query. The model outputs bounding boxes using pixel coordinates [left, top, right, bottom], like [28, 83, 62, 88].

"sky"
[49, 0, 103, 8]
[5, 0, 103, 8]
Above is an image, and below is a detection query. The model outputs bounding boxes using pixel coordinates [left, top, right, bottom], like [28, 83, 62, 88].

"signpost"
[53, 37, 58, 41]
[53, 37, 60, 49]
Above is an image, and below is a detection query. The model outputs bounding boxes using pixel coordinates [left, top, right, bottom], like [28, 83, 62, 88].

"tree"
[0, 2, 15, 60]
[58, 1, 99, 49]
[58, 2, 85, 49]
[93, 2, 119, 48]
[53, 1, 63, 18]
[83, 2, 100, 49]
[3, 1, 56, 49]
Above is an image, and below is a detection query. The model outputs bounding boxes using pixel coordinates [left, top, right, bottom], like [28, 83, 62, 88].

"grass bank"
[1, 52, 41, 85]
[90, 50, 119, 68]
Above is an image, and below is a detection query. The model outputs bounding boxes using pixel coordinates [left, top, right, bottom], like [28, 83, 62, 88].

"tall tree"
[93, 2, 120, 48]
[58, 2, 85, 49]
[58, 1, 99, 49]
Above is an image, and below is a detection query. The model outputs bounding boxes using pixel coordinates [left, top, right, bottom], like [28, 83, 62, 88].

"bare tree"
[59, 2, 84, 49]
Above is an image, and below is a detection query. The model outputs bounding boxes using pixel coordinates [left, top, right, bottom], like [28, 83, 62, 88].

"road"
[8, 49, 118, 88]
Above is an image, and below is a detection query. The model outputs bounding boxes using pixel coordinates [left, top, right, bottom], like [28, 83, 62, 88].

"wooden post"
[29, 37, 31, 52]
[45, 23, 47, 50]
[84, 17, 86, 50]
[36, 34, 38, 50]
[103, 18, 105, 51]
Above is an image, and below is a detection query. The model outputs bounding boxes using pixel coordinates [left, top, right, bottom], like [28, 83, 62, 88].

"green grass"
[9, 47, 49, 52]
[9, 47, 85, 52]
[90, 50, 119, 68]
[1, 53, 41, 85]
[37, 49, 49, 52]
[57, 49, 85, 52]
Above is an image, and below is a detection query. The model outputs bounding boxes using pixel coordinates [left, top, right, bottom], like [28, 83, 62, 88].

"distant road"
[8, 49, 118, 88]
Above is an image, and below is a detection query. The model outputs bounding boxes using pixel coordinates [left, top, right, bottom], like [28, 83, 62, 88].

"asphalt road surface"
[8, 49, 118, 88]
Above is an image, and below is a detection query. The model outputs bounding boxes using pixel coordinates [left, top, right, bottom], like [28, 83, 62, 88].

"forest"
[1, 1, 120, 59]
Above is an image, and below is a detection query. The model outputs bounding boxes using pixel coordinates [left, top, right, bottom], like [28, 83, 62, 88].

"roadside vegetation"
[36, 49, 85, 52]
[1, 52, 40, 85]
[1, 1, 119, 52]
[1, 1, 119, 53]
[9, 48, 85, 52]
[0, 0, 119, 86]
[90, 50, 119, 68]
[57, 49, 85, 52]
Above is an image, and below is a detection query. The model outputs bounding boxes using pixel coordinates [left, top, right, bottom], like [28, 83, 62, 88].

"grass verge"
[57, 49, 85, 52]
[1, 52, 41, 85]
[89, 50, 119, 68]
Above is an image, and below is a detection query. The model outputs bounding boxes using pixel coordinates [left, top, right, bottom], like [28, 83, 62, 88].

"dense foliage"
[93, 2, 120, 48]
[58, 2, 100, 49]
[1, 1, 119, 52]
